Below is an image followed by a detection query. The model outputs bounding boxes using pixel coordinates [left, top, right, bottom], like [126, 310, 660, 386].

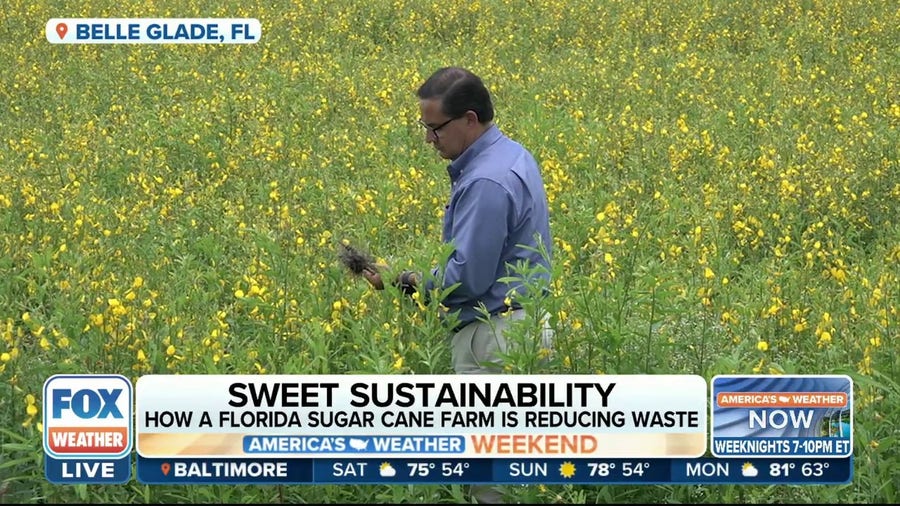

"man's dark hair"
[417, 67, 494, 123]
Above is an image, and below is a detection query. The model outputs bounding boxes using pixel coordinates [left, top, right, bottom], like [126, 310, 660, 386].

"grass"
[1, 0, 898, 503]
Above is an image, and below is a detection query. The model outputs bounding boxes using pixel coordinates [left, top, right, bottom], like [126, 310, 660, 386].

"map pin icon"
[56, 23, 68, 39]
[161, 462, 171, 476]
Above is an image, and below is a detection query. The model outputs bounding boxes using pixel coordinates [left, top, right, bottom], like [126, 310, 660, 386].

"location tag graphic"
[161, 463, 171, 476]
[56, 23, 68, 39]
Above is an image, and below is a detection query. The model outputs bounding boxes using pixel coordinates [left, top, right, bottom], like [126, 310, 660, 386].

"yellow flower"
[757, 341, 769, 352]
[752, 359, 764, 373]
[25, 394, 38, 418]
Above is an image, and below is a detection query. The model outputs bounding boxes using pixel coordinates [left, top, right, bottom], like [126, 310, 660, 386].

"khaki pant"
[450, 309, 553, 503]
[450, 309, 554, 375]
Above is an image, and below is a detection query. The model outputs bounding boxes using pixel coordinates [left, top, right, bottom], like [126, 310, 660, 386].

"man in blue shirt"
[366, 66, 553, 374]
[365, 65, 553, 504]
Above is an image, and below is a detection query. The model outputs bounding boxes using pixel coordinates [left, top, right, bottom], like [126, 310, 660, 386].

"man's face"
[418, 98, 468, 160]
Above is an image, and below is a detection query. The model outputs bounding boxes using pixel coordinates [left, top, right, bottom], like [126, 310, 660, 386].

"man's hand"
[358, 264, 418, 295]
[362, 267, 385, 290]
[394, 271, 419, 295]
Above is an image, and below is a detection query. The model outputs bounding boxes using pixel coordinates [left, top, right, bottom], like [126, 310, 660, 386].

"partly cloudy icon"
[379, 462, 396, 477]
[349, 438, 368, 450]
[741, 463, 759, 477]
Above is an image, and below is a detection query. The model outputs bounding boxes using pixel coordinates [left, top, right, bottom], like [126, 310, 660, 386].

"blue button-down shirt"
[424, 124, 552, 329]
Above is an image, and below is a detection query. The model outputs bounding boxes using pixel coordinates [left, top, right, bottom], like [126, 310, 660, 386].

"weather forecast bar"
[135, 456, 852, 485]
[46, 374, 855, 486]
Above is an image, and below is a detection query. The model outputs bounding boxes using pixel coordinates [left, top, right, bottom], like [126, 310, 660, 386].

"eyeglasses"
[418, 116, 462, 138]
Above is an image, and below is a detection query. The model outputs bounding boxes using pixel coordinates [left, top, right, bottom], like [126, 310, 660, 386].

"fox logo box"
[43, 374, 133, 458]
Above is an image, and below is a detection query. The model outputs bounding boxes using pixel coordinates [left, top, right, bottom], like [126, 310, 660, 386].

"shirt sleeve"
[426, 178, 511, 302]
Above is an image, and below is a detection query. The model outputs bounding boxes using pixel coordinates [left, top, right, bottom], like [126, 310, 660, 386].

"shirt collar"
[446, 124, 502, 182]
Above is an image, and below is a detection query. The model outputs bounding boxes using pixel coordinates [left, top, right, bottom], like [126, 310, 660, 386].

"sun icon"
[380, 462, 391, 471]
[559, 461, 576, 478]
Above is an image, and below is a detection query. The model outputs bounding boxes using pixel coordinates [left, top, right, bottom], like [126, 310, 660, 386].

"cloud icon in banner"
[741, 463, 759, 477]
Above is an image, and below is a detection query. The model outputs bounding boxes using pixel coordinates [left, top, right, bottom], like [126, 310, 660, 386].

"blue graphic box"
[711, 375, 852, 458]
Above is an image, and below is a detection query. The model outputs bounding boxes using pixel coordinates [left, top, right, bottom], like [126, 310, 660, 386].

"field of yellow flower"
[1, 0, 897, 503]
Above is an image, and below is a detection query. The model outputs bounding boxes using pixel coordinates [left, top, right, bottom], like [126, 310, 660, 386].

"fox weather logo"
[43, 374, 133, 459]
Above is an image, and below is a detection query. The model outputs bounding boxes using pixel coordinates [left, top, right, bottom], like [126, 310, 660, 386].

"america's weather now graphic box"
[711, 375, 852, 458]
[43, 374, 133, 483]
